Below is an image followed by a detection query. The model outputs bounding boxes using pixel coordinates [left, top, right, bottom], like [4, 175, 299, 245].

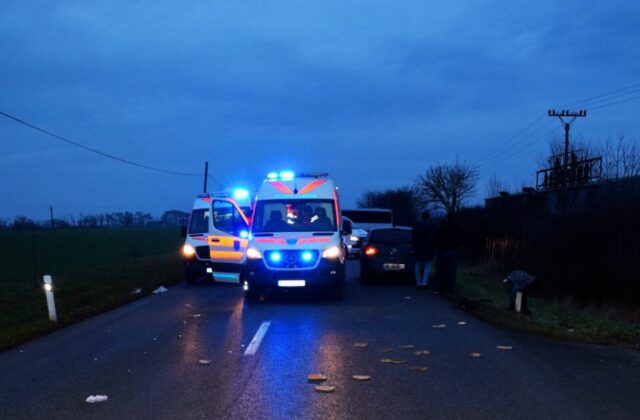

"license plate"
[383, 263, 405, 271]
[278, 280, 306, 287]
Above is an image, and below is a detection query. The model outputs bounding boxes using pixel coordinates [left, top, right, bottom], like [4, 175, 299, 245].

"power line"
[587, 94, 640, 111]
[563, 82, 640, 108]
[478, 81, 640, 174]
[1, 110, 225, 186]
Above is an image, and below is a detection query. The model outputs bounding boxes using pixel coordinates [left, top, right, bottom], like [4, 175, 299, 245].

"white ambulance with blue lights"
[243, 171, 352, 300]
[182, 189, 251, 284]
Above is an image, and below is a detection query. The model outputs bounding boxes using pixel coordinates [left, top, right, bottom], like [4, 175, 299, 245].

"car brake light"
[364, 246, 377, 256]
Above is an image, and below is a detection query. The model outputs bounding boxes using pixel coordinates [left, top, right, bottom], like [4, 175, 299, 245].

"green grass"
[454, 269, 640, 348]
[0, 228, 184, 351]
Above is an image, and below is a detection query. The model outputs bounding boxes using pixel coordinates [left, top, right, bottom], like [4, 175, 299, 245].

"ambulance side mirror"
[342, 220, 352, 235]
[180, 225, 187, 238]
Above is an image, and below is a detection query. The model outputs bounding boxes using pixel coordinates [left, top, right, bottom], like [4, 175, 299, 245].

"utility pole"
[203, 161, 209, 193]
[547, 109, 587, 189]
[49, 205, 55, 231]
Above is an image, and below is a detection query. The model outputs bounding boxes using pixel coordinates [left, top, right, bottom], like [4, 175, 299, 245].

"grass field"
[455, 269, 640, 348]
[0, 228, 184, 351]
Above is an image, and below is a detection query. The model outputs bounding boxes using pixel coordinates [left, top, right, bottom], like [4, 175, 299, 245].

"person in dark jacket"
[434, 214, 463, 294]
[412, 211, 435, 289]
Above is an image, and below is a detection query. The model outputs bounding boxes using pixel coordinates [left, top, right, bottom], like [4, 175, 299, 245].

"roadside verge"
[452, 269, 640, 349]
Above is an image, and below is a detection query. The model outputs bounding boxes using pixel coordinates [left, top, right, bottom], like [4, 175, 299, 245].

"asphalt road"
[1, 262, 639, 420]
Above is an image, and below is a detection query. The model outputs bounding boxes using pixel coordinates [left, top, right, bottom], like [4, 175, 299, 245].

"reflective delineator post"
[43, 275, 57, 322]
[514, 291, 523, 313]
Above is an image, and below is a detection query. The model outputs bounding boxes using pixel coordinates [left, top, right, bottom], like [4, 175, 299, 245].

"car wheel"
[185, 270, 197, 285]
[244, 286, 261, 302]
[328, 285, 343, 300]
[360, 264, 372, 285]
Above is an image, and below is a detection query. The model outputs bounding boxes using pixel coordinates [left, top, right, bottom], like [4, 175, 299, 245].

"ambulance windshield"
[253, 199, 337, 233]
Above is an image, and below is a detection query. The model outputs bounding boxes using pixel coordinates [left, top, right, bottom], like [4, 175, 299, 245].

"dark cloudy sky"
[2, 1, 639, 220]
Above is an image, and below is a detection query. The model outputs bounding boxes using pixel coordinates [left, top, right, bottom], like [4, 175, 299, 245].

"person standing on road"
[434, 214, 463, 295]
[412, 211, 435, 290]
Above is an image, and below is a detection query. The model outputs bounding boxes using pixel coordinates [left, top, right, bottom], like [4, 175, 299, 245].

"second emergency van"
[243, 171, 351, 300]
[182, 191, 251, 284]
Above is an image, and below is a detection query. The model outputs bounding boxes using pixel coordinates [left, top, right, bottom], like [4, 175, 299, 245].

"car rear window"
[369, 229, 412, 245]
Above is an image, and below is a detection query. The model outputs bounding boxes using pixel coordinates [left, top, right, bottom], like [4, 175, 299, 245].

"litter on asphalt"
[132, 288, 142, 295]
[152, 286, 168, 294]
[85, 395, 108, 403]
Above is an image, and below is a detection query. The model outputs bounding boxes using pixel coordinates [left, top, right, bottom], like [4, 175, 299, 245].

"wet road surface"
[1, 262, 639, 419]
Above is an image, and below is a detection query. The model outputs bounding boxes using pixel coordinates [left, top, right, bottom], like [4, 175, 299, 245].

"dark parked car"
[360, 227, 413, 284]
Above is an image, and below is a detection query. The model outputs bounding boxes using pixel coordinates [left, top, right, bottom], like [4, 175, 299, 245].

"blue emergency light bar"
[233, 188, 250, 200]
[266, 170, 295, 181]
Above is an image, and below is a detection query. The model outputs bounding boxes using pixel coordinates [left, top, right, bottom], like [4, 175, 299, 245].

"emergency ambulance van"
[181, 191, 251, 284]
[243, 171, 352, 300]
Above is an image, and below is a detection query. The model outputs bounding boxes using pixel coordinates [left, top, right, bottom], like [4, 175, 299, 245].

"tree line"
[1, 210, 190, 232]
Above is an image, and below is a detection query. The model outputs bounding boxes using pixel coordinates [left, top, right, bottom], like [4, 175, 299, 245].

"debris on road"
[497, 345, 513, 351]
[457, 321, 467, 325]
[152, 286, 168, 294]
[399, 344, 415, 349]
[315, 385, 336, 393]
[198, 359, 212, 365]
[380, 348, 393, 353]
[470, 352, 482, 358]
[410, 366, 429, 372]
[184, 303, 192, 307]
[132, 288, 142, 295]
[193, 314, 202, 319]
[380, 358, 405, 364]
[307, 374, 328, 382]
[404, 296, 411, 300]
[354, 342, 370, 348]
[414, 350, 431, 356]
[85, 395, 108, 403]
[352, 375, 372, 381]
[432, 324, 446, 329]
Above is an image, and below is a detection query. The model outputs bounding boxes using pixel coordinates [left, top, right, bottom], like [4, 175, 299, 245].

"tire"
[328, 285, 343, 300]
[360, 264, 372, 285]
[185, 270, 197, 285]
[244, 286, 261, 302]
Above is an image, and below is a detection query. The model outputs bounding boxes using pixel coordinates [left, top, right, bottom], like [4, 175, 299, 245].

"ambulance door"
[208, 199, 249, 283]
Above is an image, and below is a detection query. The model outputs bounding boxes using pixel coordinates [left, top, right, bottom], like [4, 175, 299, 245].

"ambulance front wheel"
[244, 286, 263, 302]
[185, 270, 197, 285]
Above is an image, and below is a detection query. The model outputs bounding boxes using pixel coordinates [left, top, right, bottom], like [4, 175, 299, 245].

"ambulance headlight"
[182, 244, 196, 258]
[246, 247, 262, 259]
[239, 229, 249, 239]
[322, 246, 341, 259]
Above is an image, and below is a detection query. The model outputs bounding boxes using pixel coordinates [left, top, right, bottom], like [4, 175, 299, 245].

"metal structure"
[547, 109, 587, 189]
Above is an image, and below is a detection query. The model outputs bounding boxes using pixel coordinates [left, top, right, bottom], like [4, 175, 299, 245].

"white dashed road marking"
[244, 321, 271, 356]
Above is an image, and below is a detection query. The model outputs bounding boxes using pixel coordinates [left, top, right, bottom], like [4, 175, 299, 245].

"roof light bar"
[266, 171, 296, 181]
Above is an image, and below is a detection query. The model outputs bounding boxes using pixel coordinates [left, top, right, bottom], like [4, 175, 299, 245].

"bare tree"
[485, 175, 508, 198]
[357, 187, 419, 225]
[601, 134, 640, 179]
[413, 161, 478, 216]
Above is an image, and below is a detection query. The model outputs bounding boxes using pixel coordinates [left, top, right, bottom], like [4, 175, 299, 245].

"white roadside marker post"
[43, 275, 58, 322]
